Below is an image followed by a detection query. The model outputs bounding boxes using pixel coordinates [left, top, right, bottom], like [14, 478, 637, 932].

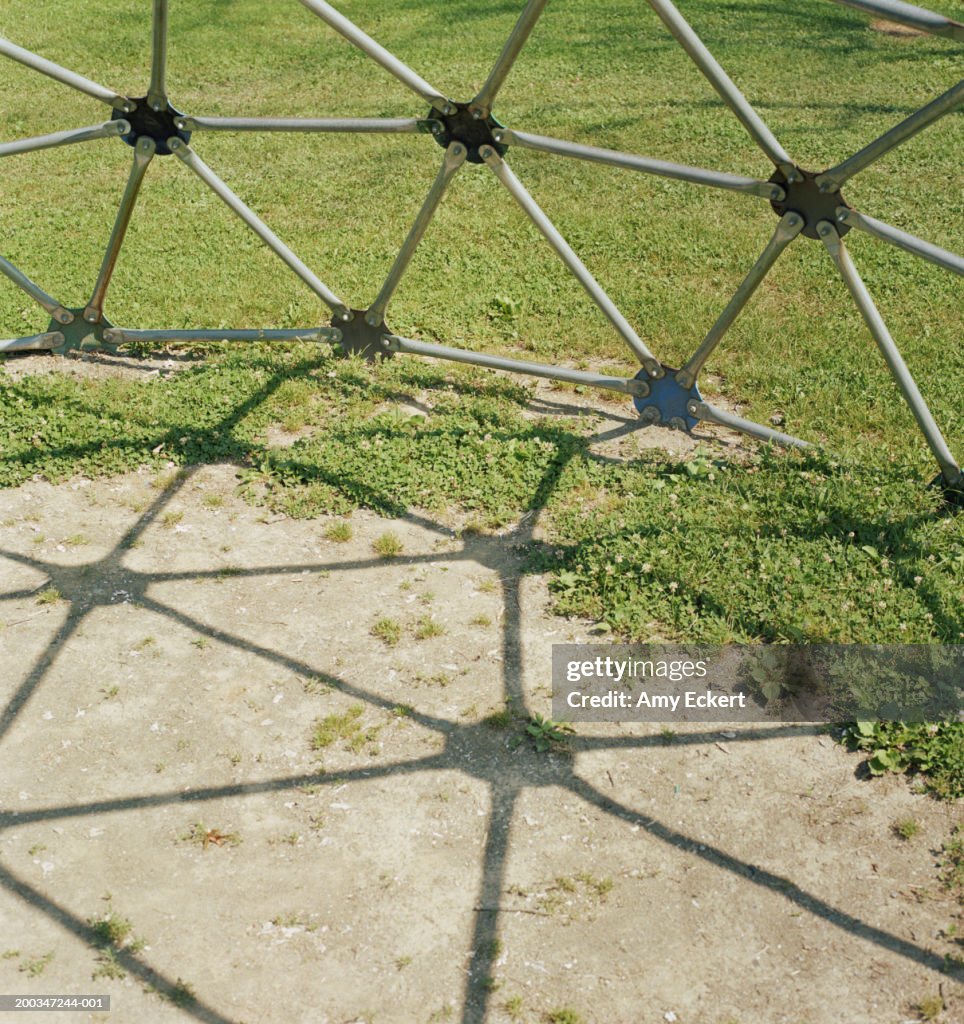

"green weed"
[324, 520, 353, 542]
[371, 617, 402, 647]
[372, 531, 404, 558]
[841, 721, 964, 798]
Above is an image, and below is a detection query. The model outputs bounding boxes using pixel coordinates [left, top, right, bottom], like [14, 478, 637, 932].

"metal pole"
[0, 255, 74, 325]
[84, 138, 156, 324]
[0, 120, 129, 159]
[836, 207, 964, 277]
[148, 0, 169, 111]
[297, 0, 454, 114]
[366, 143, 467, 326]
[169, 138, 351, 320]
[0, 331, 63, 352]
[694, 401, 810, 449]
[817, 80, 964, 191]
[0, 36, 134, 112]
[103, 327, 343, 345]
[387, 334, 650, 398]
[480, 146, 661, 375]
[826, 0, 964, 42]
[677, 213, 804, 388]
[179, 115, 435, 134]
[505, 129, 785, 200]
[471, 0, 549, 117]
[818, 220, 961, 484]
[644, 0, 796, 176]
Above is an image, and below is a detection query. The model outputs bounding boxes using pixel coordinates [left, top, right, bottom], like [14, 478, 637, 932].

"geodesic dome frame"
[1, 0, 961, 496]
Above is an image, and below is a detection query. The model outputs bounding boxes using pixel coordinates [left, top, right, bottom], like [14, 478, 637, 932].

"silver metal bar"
[837, 207, 964, 277]
[818, 220, 961, 483]
[366, 143, 467, 325]
[297, 0, 454, 113]
[0, 120, 128, 159]
[387, 334, 650, 398]
[103, 326, 343, 345]
[694, 402, 810, 448]
[504, 128, 785, 200]
[169, 138, 351, 319]
[179, 115, 434, 134]
[645, 0, 795, 174]
[471, 0, 549, 116]
[677, 213, 804, 387]
[826, 0, 964, 42]
[83, 138, 155, 324]
[817, 81, 964, 191]
[480, 145, 660, 374]
[148, 0, 169, 111]
[0, 36, 134, 112]
[0, 254, 73, 324]
[0, 331, 63, 352]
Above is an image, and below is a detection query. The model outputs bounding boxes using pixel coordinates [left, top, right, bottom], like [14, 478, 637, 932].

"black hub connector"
[430, 103, 507, 164]
[112, 97, 191, 155]
[769, 169, 851, 239]
[330, 310, 394, 361]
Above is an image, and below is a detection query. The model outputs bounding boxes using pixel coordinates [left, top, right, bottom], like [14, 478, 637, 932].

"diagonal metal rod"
[480, 145, 661, 375]
[837, 207, 964, 277]
[504, 128, 785, 200]
[178, 115, 438, 134]
[386, 334, 650, 398]
[0, 120, 129, 159]
[471, 0, 549, 117]
[817, 220, 961, 485]
[83, 138, 155, 324]
[0, 254, 74, 324]
[366, 143, 467, 326]
[0, 36, 134, 112]
[677, 213, 804, 387]
[148, 0, 169, 111]
[297, 0, 454, 114]
[169, 138, 351, 319]
[103, 326, 343, 345]
[0, 331, 63, 352]
[645, 0, 795, 175]
[693, 401, 810, 448]
[826, 0, 964, 42]
[817, 80, 964, 191]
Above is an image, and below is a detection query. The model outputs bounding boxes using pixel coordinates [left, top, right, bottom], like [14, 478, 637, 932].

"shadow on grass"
[0, 353, 961, 1024]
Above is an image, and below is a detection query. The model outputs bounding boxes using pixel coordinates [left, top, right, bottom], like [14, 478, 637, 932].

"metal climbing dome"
[1, 0, 961, 494]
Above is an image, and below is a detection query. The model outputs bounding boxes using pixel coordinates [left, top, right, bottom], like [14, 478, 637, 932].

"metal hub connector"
[112, 97, 190, 155]
[332, 309, 394, 360]
[769, 168, 851, 239]
[633, 367, 702, 432]
[430, 102, 507, 164]
[46, 309, 119, 355]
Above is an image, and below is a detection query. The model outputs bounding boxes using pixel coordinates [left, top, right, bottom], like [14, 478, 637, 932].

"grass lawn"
[1, 0, 961, 644]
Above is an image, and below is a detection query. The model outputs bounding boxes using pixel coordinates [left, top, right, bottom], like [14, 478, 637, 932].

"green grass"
[1, 346, 961, 644]
[311, 705, 364, 749]
[371, 616, 403, 647]
[324, 520, 353, 542]
[841, 721, 964, 798]
[0, 1, 961, 651]
[372, 531, 404, 558]
[310, 704, 380, 753]
[18, 951, 53, 977]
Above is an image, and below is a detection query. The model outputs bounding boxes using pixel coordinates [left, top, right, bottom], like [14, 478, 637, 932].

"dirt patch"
[0, 350, 202, 383]
[870, 19, 928, 37]
[1, 456, 962, 1024]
